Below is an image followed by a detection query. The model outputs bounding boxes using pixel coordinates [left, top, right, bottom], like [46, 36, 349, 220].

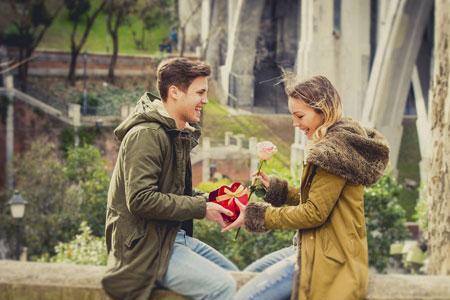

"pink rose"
[256, 141, 278, 160]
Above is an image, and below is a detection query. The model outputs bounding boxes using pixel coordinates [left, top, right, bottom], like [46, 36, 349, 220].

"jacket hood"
[114, 92, 200, 141]
[306, 117, 390, 186]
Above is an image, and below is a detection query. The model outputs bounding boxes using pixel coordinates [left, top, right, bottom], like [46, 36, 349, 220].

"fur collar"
[306, 117, 390, 186]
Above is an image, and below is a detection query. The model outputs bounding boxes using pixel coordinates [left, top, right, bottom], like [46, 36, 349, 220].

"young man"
[102, 58, 238, 300]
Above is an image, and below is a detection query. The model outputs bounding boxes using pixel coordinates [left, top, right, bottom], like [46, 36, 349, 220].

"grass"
[202, 98, 294, 180]
[39, 1, 171, 55]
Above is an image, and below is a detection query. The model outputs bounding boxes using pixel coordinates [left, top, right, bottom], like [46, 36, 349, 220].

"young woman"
[224, 75, 390, 300]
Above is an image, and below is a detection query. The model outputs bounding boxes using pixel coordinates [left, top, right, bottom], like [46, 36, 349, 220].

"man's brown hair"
[156, 57, 211, 101]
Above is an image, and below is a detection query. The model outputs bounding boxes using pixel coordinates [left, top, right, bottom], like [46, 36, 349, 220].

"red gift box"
[208, 182, 249, 223]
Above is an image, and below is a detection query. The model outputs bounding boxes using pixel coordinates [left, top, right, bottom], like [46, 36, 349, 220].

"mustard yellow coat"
[244, 118, 389, 300]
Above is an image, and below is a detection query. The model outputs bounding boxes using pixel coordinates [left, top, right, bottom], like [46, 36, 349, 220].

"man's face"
[177, 76, 208, 123]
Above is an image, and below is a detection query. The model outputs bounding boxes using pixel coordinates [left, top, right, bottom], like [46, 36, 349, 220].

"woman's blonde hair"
[285, 75, 343, 141]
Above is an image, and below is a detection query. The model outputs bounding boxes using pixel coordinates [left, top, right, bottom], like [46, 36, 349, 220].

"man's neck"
[163, 101, 185, 129]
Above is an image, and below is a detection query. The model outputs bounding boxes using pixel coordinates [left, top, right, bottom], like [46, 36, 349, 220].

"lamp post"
[8, 191, 27, 260]
[82, 52, 88, 115]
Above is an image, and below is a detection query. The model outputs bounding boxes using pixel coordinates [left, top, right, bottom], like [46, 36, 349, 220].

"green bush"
[64, 145, 110, 237]
[38, 221, 107, 266]
[414, 186, 428, 233]
[0, 140, 110, 260]
[194, 218, 293, 269]
[0, 139, 82, 259]
[364, 175, 409, 272]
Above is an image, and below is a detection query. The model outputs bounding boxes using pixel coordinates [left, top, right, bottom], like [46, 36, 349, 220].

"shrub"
[0, 140, 110, 260]
[65, 145, 110, 237]
[194, 218, 293, 269]
[0, 139, 82, 259]
[38, 221, 107, 266]
[365, 175, 409, 272]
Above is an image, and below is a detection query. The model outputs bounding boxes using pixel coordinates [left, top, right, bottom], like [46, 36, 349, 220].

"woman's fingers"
[222, 219, 242, 232]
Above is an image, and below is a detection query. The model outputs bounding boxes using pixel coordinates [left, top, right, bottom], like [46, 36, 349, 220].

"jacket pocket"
[321, 229, 346, 264]
[125, 228, 146, 249]
[324, 242, 346, 264]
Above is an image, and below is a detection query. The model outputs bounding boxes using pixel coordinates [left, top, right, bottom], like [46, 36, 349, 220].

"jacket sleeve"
[264, 177, 301, 207]
[123, 128, 206, 221]
[245, 167, 346, 232]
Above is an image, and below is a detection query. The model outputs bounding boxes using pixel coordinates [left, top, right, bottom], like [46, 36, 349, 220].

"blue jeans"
[236, 246, 296, 300]
[156, 230, 238, 300]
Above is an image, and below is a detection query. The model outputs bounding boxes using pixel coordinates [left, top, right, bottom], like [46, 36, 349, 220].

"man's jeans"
[156, 230, 238, 300]
[235, 246, 296, 300]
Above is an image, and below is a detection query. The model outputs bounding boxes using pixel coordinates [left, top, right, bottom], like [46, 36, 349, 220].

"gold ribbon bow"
[215, 184, 248, 205]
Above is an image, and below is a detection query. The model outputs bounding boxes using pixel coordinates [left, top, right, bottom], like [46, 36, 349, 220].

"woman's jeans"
[235, 246, 296, 300]
[156, 230, 239, 300]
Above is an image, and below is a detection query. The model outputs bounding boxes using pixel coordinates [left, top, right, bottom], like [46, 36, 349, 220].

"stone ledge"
[0, 261, 449, 300]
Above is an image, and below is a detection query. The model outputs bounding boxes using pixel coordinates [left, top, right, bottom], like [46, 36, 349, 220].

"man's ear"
[168, 85, 180, 100]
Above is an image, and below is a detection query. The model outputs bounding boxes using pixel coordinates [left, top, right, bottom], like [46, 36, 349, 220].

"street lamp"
[82, 52, 88, 115]
[8, 190, 27, 219]
[8, 191, 27, 259]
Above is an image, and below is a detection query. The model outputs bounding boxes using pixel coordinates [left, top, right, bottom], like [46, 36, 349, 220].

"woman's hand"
[252, 171, 270, 188]
[222, 199, 246, 232]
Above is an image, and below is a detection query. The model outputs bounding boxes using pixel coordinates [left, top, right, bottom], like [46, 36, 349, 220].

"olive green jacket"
[101, 93, 207, 300]
[244, 118, 390, 300]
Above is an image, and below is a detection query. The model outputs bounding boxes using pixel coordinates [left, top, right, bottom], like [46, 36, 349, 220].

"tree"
[65, 0, 107, 85]
[132, 0, 173, 51]
[65, 144, 110, 237]
[10, 139, 82, 259]
[427, 0, 450, 276]
[3, 0, 62, 90]
[105, 0, 138, 83]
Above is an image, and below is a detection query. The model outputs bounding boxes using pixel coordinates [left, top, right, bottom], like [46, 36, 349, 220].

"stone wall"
[1, 261, 450, 300]
[0, 98, 119, 191]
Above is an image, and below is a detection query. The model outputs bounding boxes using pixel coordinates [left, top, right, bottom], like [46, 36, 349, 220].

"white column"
[224, 131, 232, 146]
[249, 137, 258, 177]
[362, 0, 433, 170]
[290, 128, 306, 181]
[234, 134, 245, 148]
[179, 0, 202, 52]
[412, 66, 432, 185]
[68, 104, 81, 147]
[296, 0, 370, 119]
[219, 0, 240, 93]
[201, 0, 211, 51]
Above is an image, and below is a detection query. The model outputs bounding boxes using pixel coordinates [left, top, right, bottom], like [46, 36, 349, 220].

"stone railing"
[193, 132, 259, 182]
[1, 261, 449, 300]
[0, 87, 128, 128]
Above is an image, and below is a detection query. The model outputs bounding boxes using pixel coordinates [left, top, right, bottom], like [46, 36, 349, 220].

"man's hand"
[205, 202, 233, 228]
[222, 199, 246, 232]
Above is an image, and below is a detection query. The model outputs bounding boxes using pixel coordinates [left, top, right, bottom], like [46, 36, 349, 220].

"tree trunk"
[18, 48, 27, 91]
[180, 26, 186, 57]
[68, 49, 79, 85]
[427, 0, 450, 276]
[108, 33, 119, 83]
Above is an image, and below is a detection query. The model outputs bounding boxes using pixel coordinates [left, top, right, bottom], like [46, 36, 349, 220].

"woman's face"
[288, 97, 324, 139]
